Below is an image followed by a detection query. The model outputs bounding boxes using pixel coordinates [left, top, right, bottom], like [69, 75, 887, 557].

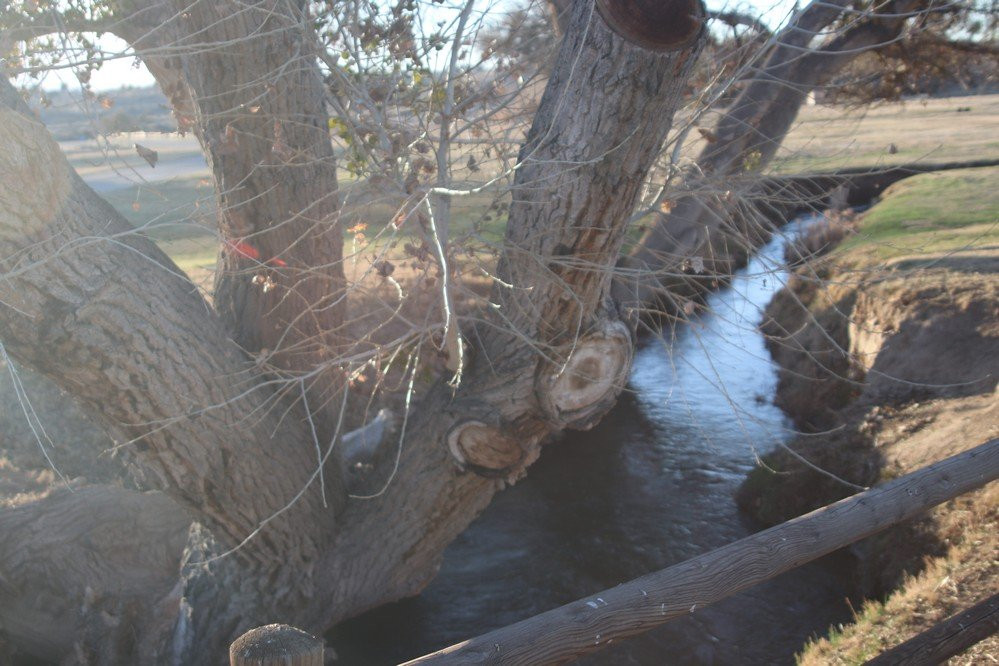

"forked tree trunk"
[0, 0, 704, 662]
[314, 0, 706, 626]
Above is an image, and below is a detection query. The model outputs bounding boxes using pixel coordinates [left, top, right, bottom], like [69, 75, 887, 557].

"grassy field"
[835, 165, 999, 262]
[102, 176, 216, 233]
[65, 93, 999, 278]
[766, 94, 999, 174]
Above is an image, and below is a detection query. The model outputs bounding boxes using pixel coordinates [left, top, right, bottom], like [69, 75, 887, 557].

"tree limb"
[707, 9, 772, 36]
[0, 73, 340, 573]
[0, 485, 190, 663]
[620, 0, 930, 315]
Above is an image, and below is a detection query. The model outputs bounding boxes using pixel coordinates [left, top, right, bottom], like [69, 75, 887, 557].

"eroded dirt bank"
[738, 168, 998, 662]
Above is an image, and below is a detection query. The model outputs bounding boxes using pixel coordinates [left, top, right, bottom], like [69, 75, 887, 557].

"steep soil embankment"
[737, 167, 999, 663]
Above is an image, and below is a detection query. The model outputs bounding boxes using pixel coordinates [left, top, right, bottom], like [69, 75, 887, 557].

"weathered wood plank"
[865, 592, 999, 665]
[405, 438, 999, 665]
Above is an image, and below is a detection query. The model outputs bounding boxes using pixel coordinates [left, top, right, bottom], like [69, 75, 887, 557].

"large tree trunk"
[0, 0, 705, 662]
[173, 1, 347, 370]
[0, 487, 190, 663]
[314, 0, 707, 625]
[618, 0, 927, 315]
[0, 77, 339, 660]
[108, 0, 348, 424]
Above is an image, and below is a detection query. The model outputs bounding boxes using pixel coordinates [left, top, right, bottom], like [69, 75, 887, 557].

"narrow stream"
[331, 218, 857, 664]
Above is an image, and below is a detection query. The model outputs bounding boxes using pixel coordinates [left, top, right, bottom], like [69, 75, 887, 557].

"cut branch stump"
[229, 624, 324, 666]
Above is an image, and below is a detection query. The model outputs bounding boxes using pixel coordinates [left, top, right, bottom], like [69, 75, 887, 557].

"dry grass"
[767, 94, 999, 174]
[0, 457, 55, 508]
[799, 482, 998, 665]
[672, 94, 999, 174]
[745, 162, 999, 664]
[62, 93, 999, 282]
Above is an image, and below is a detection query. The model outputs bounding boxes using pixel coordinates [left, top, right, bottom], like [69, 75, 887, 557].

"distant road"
[83, 154, 209, 193]
[61, 133, 209, 193]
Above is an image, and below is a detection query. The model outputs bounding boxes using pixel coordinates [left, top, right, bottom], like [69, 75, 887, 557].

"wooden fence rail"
[864, 592, 999, 665]
[404, 438, 999, 664]
[229, 438, 998, 665]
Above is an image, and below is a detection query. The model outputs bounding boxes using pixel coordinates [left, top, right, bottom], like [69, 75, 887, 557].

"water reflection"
[332, 219, 854, 664]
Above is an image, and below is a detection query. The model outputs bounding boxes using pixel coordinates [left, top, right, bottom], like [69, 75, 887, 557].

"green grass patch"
[95, 176, 216, 276]
[102, 175, 216, 241]
[837, 166, 999, 260]
[100, 175, 508, 277]
[156, 235, 218, 275]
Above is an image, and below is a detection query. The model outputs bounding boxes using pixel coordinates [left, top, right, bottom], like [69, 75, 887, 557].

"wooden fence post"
[229, 624, 324, 666]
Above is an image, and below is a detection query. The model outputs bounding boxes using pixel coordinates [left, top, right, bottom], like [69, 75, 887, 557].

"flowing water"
[331, 219, 857, 664]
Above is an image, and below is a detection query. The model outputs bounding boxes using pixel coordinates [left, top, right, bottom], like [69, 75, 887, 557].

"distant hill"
[30, 84, 176, 141]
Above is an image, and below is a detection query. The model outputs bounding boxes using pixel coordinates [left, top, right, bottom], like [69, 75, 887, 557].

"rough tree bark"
[0, 0, 705, 662]
[120, 0, 348, 424]
[0, 486, 190, 663]
[6, 0, 348, 415]
[0, 77, 340, 661]
[170, 1, 347, 374]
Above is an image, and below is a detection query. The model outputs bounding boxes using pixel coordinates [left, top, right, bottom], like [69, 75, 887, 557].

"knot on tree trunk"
[596, 0, 706, 51]
[536, 318, 633, 430]
[446, 402, 529, 479]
